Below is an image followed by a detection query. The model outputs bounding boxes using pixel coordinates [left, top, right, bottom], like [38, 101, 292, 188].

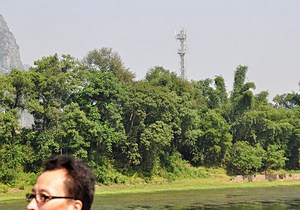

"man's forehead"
[39, 169, 67, 180]
[34, 169, 68, 193]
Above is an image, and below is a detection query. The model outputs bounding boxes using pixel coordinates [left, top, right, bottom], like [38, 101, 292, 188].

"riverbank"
[95, 175, 300, 195]
[2, 172, 300, 203]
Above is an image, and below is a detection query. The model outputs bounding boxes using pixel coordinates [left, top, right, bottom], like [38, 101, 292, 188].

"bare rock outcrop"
[0, 14, 23, 74]
[230, 173, 300, 183]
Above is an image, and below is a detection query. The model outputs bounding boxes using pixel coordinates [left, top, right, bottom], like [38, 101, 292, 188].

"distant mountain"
[0, 14, 23, 74]
[0, 14, 33, 127]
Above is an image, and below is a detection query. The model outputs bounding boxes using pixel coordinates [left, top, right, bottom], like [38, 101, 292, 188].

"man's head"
[26, 155, 95, 210]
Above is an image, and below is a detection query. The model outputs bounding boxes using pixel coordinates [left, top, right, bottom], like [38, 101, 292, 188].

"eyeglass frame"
[26, 193, 74, 204]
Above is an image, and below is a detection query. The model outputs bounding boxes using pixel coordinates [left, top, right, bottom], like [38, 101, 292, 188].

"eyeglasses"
[26, 193, 74, 204]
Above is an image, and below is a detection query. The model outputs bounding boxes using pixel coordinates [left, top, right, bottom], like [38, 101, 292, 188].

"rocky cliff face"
[0, 15, 32, 127]
[0, 14, 23, 74]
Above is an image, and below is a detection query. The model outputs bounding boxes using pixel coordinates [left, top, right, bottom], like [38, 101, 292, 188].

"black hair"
[44, 155, 95, 210]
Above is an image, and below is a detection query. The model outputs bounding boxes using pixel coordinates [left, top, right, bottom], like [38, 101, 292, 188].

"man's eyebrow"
[37, 189, 50, 194]
[32, 188, 49, 194]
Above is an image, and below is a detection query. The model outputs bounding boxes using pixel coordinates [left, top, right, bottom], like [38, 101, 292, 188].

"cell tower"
[175, 28, 187, 78]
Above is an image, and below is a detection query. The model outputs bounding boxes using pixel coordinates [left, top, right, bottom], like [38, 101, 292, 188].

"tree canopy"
[0, 50, 299, 185]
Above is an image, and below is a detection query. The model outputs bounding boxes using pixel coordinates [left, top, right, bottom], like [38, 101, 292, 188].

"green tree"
[22, 54, 85, 168]
[263, 144, 287, 171]
[83, 48, 135, 84]
[226, 141, 265, 175]
[214, 76, 228, 105]
[6, 69, 32, 110]
[26, 54, 82, 131]
[183, 110, 232, 166]
[0, 70, 32, 183]
[286, 107, 300, 169]
[0, 143, 24, 184]
[231, 107, 293, 153]
[123, 81, 180, 170]
[273, 92, 300, 109]
[255, 91, 269, 107]
[74, 69, 128, 172]
[57, 102, 91, 159]
[191, 79, 214, 109]
[230, 65, 256, 119]
[140, 121, 173, 172]
[191, 76, 228, 109]
[145, 66, 193, 96]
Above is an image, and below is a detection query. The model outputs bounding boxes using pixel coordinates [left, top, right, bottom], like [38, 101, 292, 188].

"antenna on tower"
[175, 28, 187, 78]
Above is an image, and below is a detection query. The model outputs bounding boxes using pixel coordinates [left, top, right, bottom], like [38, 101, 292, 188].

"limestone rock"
[0, 14, 23, 74]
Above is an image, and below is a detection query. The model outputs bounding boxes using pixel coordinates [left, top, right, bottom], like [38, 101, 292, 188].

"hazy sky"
[1, 0, 299, 99]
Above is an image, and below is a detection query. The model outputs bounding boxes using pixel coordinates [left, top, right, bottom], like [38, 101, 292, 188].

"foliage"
[140, 121, 173, 172]
[82, 48, 135, 84]
[273, 92, 300, 109]
[0, 52, 298, 186]
[263, 144, 287, 171]
[230, 65, 256, 120]
[225, 141, 265, 175]
[183, 110, 232, 166]
[158, 152, 210, 181]
[120, 81, 182, 178]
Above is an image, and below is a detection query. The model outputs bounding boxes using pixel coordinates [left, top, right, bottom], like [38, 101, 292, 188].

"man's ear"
[73, 200, 82, 210]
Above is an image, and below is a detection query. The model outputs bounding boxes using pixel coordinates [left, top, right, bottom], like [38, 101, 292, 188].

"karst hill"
[0, 14, 23, 74]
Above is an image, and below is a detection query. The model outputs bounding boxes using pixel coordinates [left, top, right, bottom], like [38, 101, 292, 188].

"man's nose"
[26, 198, 38, 210]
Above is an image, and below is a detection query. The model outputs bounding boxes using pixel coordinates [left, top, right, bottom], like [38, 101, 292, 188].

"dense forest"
[0, 48, 299, 186]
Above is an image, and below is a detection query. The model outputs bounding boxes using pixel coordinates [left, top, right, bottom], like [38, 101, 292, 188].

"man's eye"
[41, 194, 50, 201]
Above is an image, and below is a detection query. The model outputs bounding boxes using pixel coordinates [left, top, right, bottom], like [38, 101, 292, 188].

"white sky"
[1, 0, 299, 99]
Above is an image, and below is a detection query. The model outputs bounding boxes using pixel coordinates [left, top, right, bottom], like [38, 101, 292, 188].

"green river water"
[1, 185, 300, 209]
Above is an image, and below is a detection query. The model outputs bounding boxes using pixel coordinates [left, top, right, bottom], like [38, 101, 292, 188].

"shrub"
[225, 141, 265, 175]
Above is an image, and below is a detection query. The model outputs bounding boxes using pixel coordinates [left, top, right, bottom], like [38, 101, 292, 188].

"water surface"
[92, 185, 300, 209]
[1, 185, 300, 209]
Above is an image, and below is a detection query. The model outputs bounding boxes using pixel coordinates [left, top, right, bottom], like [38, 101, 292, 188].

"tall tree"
[140, 121, 173, 172]
[191, 76, 228, 109]
[226, 141, 265, 175]
[123, 81, 180, 170]
[74, 69, 128, 170]
[83, 48, 135, 84]
[26, 54, 81, 131]
[145, 66, 193, 96]
[230, 66, 256, 117]
[0, 70, 32, 183]
[23, 54, 84, 168]
[183, 110, 232, 166]
[273, 92, 300, 109]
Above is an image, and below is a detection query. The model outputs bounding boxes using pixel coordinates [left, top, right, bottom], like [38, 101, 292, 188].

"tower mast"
[175, 28, 187, 78]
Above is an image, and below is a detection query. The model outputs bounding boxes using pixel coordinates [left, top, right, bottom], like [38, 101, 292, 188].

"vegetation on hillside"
[0, 48, 299, 188]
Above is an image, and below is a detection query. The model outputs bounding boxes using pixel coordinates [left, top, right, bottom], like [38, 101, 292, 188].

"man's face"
[26, 169, 82, 210]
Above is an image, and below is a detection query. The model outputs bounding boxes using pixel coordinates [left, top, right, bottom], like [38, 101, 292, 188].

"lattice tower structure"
[176, 29, 187, 78]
